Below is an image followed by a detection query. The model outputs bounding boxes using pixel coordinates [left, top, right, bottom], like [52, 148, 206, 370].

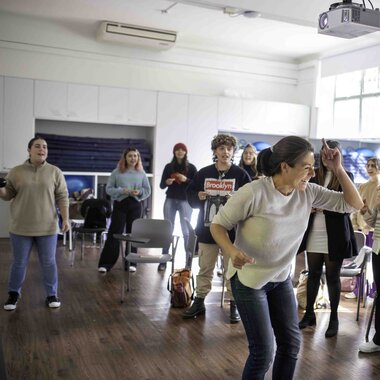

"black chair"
[71, 199, 111, 266]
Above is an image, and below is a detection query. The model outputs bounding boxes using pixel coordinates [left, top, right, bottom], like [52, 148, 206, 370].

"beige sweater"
[0, 160, 69, 236]
[351, 177, 380, 233]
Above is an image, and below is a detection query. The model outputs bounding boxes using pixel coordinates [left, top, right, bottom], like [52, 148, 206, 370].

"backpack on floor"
[167, 268, 194, 308]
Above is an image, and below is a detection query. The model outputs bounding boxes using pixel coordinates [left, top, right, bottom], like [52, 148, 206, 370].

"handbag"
[296, 269, 329, 310]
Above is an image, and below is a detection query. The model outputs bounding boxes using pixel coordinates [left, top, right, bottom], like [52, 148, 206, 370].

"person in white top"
[210, 136, 363, 380]
[298, 140, 357, 338]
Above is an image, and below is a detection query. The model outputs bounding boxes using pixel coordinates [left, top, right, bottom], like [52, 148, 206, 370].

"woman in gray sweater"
[210, 136, 363, 380]
[0, 137, 69, 311]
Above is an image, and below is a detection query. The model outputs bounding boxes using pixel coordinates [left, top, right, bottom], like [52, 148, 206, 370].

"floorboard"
[0, 238, 379, 379]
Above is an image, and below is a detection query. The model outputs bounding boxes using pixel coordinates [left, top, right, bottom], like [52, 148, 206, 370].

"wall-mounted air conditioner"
[97, 21, 177, 50]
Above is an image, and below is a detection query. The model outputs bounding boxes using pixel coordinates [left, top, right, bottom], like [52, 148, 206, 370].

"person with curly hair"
[183, 134, 251, 323]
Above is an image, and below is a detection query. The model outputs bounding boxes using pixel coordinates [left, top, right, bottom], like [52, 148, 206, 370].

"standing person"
[239, 143, 259, 180]
[159, 143, 197, 270]
[298, 140, 357, 338]
[210, 136, 363, 380]
[0, 137, 70, 310]
[347, 157, 380, 299]
[183, 134, 251, 323]
[359, 185, 380, 353]
[98, 147, 151, 273]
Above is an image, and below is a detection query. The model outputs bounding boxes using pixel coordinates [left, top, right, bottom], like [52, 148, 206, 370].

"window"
[333, 66, 380, 139]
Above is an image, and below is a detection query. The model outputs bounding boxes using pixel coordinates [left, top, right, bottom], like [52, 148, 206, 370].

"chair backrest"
[81, 198, 111, 229]
[354, 230, 366, 251]
[131, 218, 173, 250]
[184, 217, 197, 258]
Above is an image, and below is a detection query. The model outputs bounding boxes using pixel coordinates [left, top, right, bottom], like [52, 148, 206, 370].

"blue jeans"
[231, 274, 301, 380]
[163, 198, 192, 261]
[9, 233, 59, 297]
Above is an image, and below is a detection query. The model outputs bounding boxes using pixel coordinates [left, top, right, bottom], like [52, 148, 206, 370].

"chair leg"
[365, 296, 377, 342]
[220, 273, 225, 308]
[220, 252, 225, 308]
[70, 231, 76, 267]
[356, 274, 364, 321]
[81, 233, 85, 261]
[120, 241, 125, 303]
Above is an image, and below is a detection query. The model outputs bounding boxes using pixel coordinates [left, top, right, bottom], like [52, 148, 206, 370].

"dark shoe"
[299, 312, 316, 329]
[158, 263, 167, 271]
[46, 296, 61, 309]
[183, 297, 205, 319]
[4, 291, 19, 311]
[325, 319, 339, 338]
[230, 300, 241, 324]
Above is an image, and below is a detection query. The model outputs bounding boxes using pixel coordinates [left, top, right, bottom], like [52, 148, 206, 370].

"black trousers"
[372, 252, 380, 345]
[98, 197, 142, 270]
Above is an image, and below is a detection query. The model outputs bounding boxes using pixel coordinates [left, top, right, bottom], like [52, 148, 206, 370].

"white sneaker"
[359, 340, 380, 353]
[46, 296, 61, 308]
[129, 266, 136, 273]
[344, 292, 357, 299]
[98, 267, 107, 273]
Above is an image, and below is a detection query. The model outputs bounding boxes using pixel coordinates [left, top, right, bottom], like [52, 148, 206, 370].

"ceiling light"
[223, 7, 261, 18]
[162, 1, 260, 18]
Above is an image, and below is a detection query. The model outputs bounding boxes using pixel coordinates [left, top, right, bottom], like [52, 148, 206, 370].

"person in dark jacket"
[239, 143, 259, 180]
[298, 140, 357, 338]
[159, 143, 197, 270]
[182, 134, 251, 323]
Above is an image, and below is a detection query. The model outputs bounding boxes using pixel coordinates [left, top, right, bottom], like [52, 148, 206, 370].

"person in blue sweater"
[183, 134, 251, 323]
[159, 143, 197, 270]
[98, 147, 151, 273]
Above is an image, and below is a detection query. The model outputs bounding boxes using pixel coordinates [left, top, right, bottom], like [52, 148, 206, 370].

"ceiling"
[1, 0, 380, 63]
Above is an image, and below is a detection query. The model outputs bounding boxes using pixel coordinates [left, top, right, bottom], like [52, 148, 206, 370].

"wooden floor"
[0, 238, 380, 380]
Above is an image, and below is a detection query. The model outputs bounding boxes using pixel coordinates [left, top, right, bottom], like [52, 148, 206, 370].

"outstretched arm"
[321, 138, 363, 210]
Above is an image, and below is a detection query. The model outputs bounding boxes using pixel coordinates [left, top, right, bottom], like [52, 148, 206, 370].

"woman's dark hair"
[28, 136, 46, 149]
[171, 153, 189, 174]
[257, 136, 314, 177]
[317, 140, 342, 191]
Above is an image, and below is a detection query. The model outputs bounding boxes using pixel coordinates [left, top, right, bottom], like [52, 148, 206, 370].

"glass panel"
[335, 71, 361, 97]
[363, 67, 380, 94]
[361, 96, 380, 138]
[333, 99, 360, 138]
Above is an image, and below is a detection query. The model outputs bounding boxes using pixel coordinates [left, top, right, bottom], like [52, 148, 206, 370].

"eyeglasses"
[366, 163, 378, 168]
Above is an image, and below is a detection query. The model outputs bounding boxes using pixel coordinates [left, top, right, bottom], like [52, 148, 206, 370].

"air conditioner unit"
[97, 21, 177, 49]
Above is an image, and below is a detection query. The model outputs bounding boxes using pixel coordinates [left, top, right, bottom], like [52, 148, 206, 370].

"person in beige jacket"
[347, 157, 380, 299]
[351, 157, 380, 236]
[0, 137, 69, 311]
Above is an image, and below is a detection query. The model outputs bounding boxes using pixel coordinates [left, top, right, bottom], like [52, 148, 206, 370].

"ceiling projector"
[318, 1, 380, 38]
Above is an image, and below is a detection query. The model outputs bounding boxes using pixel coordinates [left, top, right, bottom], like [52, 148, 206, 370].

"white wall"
[0, 11, 301, 102]
[321, 43, 380, 77]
